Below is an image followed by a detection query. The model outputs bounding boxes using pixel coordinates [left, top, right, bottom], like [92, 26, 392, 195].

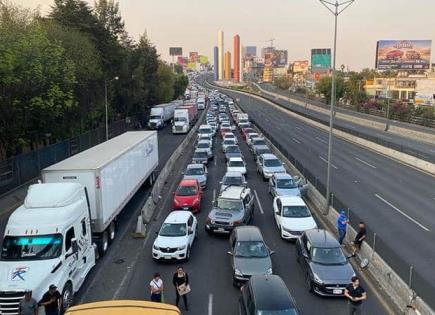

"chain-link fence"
[0, 119, 132, 197]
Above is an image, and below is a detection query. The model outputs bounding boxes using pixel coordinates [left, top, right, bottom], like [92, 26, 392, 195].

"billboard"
[177, 56, 187, 66]
[311, 48, 331, 71]
[245, 46, 257, 57]
[415, 79, 435, 106]
[293, 60, 309, 73]
[199, 55, 208, 65]
[189, 52, 199, 63]
[187, 62, 197, 70]
[273, 50, 288, 67]
[264, 53, 274, 67]
[169, 47, 182, 56]
[375, 40, 432, 70]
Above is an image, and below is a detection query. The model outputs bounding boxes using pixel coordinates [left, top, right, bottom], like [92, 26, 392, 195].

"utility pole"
[105, 76, 119, 141]
[319, 0, 355, 215]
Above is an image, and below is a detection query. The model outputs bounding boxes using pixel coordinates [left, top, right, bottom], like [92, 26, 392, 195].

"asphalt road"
[202, 78, 435, 308]
[75, 105, 389, 314]
[256, 82, 435, 162]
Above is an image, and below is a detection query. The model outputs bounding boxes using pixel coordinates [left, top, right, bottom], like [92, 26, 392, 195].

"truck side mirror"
[71, 238, 79, 253]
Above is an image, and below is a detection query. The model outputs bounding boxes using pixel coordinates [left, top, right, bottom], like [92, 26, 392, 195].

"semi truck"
[0, 131, 158, 314]
[148, 103, 177, 129]
[172, 105, 198, 134]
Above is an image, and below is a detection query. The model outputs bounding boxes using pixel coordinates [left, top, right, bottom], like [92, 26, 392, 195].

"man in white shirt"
[149, 272, 163, 303]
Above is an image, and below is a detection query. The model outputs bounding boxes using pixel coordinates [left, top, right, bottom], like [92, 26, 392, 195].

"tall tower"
[213, 46, 219, 81]
[233, 35, 240, 83]
[224, 51, 231, 81]
[240, 43, 244, 83]
[218, 30, 224, 80]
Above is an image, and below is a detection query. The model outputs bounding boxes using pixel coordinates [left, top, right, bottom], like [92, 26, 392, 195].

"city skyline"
[13, 0, 435, 70]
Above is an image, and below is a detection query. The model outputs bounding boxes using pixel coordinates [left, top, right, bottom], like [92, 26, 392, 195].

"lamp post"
[319, 0, 355, 215]
[384, 84, 391, 131]
[105, 76, 119, 141]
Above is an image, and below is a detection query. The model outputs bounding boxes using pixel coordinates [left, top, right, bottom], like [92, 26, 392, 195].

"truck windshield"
[174, 117, 186, 122]
[1, 234, 63, 261]
[150, 115, 161, 120]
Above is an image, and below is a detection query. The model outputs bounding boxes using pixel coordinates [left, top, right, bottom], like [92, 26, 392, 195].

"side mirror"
[302, 251, 309, 259]
[155, 231, 159, 235]
[71, 238, 78, 254]
[181, 172, 185, 175]
[227, 251, 233, 256]
[219, 181, 223, 184]
[172, 192, 176, 196]
[188, 228, 193, 235]
[270, 250, 276, 255]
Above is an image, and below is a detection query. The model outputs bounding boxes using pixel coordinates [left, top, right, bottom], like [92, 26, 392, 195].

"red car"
[173, 179, 202, 213]
[386, 50, 404, 60]
[220, 127, 232, 138]
[241, 127, 255, 141]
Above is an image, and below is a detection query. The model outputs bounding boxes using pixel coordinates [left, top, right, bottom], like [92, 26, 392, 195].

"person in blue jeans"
[337, 210, 349, 245]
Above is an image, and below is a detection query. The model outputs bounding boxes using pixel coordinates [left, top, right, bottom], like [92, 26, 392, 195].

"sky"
[12, 0, 435, 70]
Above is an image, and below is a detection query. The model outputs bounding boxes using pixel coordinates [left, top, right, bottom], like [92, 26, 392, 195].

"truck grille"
[0, 291, 25, 315]
[176, 126, 183, 131]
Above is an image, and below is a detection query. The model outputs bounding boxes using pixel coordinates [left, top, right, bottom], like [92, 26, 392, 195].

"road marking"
[214, 157, 217, 166]
[354, 156, 377, 169]
[295, 126, 303, 131]
[375, 194, 430, 232]
[319, 156, 338, 169]
[254, 190, 264, 214]
[315, 136, 328, 144]
[212, 189, 216, 205]
[292, 137, 301, 144]
[208, 293, 213, 315]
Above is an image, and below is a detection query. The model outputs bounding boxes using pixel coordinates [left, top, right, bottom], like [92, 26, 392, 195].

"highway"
[201, 77, 435, 307]
[75, 113, 389, 314]
[256, 82, 435, 162]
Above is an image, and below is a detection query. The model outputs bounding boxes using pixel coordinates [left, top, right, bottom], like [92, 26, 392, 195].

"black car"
[239, 275, 300, 315]
[295, 229, 355, 296]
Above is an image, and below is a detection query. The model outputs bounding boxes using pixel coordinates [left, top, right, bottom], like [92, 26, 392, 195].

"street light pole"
[319, 0, 355, 215]
[105, 76, 119, 141]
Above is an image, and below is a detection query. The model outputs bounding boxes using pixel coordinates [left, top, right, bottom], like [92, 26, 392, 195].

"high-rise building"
[218, 30, 224, 80]
[224, 51, 231, 81]
[245, 46, 257, 57]
[213, 46, 219, 80]
[233, 35, 240, 83]
[240, 44, 244, 83]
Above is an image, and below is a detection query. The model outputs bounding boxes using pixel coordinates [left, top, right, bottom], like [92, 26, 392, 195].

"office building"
[233, 35, 240, 83]
[245, 46, 257, 57]
[224, 51, 231, 81]
[218, 30, 224, 80]
[213, 46, 219, 80]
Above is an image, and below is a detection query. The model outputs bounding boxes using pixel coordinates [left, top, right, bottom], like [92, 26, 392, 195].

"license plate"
[333, 289, 342, 295]
[164, 255, 172, 260]
[183, 207, 189, 210]
[215, 228, 227, 233]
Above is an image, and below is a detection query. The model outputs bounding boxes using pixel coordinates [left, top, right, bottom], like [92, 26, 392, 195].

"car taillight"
[233, 220, 241, 226]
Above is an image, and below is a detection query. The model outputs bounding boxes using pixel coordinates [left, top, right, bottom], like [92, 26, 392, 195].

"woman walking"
[173, 266, 189, 311]
[150, 272, 163, 303]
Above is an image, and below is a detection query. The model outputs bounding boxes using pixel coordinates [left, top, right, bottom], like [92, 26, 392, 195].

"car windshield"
[1, 234, 62, 261]
[253, 140, 266, 146]
[223, 176, 243, 186]
[193, 151, 207, 158]
[265, 159, 282, 167]
[235, 241, 268, 258]
[176, 185, 197, 196]
[224, 140, 235, 145]
[229, 161, 244, 167]
[282, 206, 311, 218]
[174, 117, 186, 122]
[277, 179, 297, 189]
[159, 223, 187, 237]
[226, 146, 240, 153]
[197, 143, 210, 149]
[199, 128, 212, 134]
[257, 309, 298, 315]
[311, 247, 347, 265]
[257, 148, 271, 155]
[185, 168, 204, 175]
[218, 198, 243, 211]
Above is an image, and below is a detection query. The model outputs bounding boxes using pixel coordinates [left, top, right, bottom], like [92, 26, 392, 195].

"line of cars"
[151, 89, 357, 314]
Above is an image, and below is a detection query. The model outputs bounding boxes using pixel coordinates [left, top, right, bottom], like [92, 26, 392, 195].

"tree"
[155, 62, 175, 103]
[316, 76, 345, 104]
[94, 0, 125, 40]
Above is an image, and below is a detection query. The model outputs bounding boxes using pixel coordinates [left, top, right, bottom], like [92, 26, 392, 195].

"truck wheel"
[61, 282, 74, 312]
[98, 231, 109, 257]
[108, 221, 116, 243]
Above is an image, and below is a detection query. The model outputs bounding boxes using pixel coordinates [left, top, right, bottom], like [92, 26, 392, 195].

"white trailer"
[148, 103, 177, 129]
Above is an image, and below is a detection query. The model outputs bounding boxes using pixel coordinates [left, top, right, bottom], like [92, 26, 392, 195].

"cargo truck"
[0, 132, 158, 314]
[172, 105, 198, 134]
[148, 103, 177, 129]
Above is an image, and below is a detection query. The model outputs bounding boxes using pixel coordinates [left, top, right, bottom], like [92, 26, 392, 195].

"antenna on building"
[266, 38, 275, 49]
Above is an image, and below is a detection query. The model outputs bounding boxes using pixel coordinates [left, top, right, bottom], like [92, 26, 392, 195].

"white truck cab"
[172, 109, 189, 134]
[0, 183, 96, 313]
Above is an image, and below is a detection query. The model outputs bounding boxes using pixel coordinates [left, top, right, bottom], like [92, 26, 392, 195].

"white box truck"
[0, 131, 158, 314]
[148, 103, 177, 129]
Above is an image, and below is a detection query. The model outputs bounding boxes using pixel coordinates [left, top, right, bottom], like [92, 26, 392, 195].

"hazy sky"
[13, 0, 435, 70]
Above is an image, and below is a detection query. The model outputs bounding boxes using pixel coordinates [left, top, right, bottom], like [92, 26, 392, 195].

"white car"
[227, 157, 247, 175]
[223, 132, 238, 145]
[152, 211, 197, 261]
[272, 196, 317, 240]
[222, 139, 237, 152]
[246, 133, 259, 145]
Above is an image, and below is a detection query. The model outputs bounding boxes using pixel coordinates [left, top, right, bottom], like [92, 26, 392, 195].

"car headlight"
[193, 198, 200, 205]
[263, 170, 271, 175]
[234, 269, 243, 276]
[312, 272, 323, 284]
[266, 268, 273, 275]
[153, 245, 159, 250]
[174, 198, 180, 205]
[178, 245, 187, 251]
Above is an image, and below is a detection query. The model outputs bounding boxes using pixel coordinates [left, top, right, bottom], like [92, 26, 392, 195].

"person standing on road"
[19, 290, 38, 315]
[336, 210, 349, 245]
[150, 272, 164, 303]
[344, 276, 367, 315]
[173, 266, 189, 311]
[350, 222, 367, 257]
[38, 285, 61, 315]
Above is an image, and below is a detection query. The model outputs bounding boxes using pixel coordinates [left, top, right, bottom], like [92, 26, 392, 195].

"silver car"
[183, 163, 208, 188]
[220, 171, 247, 193]
[269, 173, 307, 197]
[196, 140, 213, 159]
[256, 153, 286, 181]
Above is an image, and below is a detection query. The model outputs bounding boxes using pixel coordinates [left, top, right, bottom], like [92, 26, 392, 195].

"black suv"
[239, 275, 300, 315]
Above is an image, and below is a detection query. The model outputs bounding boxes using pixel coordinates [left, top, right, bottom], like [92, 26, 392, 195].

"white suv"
[152, 211, 197, 261]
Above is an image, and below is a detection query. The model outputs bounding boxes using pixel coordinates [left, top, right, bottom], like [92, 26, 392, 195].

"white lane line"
[315, 136, 328, 144]
[319, 156, 338, 169]
[214, 157, 217, 166]
[254, 190, 264, 214]
[295, 126, 303, 131]
[208, 293, 213, 315]
[354, 156, 377, 169]
[292, 137, 301, 144]
[375, 194, 430, 232]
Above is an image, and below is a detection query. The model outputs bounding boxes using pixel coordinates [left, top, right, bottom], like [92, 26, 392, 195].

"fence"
[0, 119, 131, 197]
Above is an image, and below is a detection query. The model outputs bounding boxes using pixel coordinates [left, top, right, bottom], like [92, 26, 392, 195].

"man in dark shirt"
[350, 222, 367, 257]
[344, 276, 367, 315]
[38, 285, 61, 315]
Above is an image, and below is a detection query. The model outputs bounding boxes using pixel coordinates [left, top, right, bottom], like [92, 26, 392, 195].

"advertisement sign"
[273, 50, 288, 67]
[169, 47, 182, 56]
[311, 48, 331, 71]
[189, 52, 199, 63]
[415, 79, 435, 106]
[177, 56, 187, 66]
[187, 62, 197, 70]
[293, 60, 309, 73]
[375, 40, 432, 70]
[264, 53, 274, 67]
[199, 55, 208, 65]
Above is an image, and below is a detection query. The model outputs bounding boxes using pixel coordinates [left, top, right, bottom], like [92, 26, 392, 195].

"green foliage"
[316, 76, 345, 104]
[273, 76, 293, 90]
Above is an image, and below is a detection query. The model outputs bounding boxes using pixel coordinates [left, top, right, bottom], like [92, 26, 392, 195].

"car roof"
[164, 210, 192, 223]
[261, 153, 278, 160]
[305, 229, 339, 248]
[197, 140, 211, 145]
[186, 164, 204, 169]
[278, 196, 306, 206]
[234, 226, 263, 241]
[249, 275, 295, 311]
[179, 179, 198, 186]
[220, 186, 245, 199]
[224, 171, 243, 177]
[228, 157, 243, 162]
[274, 173, 292, 179]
